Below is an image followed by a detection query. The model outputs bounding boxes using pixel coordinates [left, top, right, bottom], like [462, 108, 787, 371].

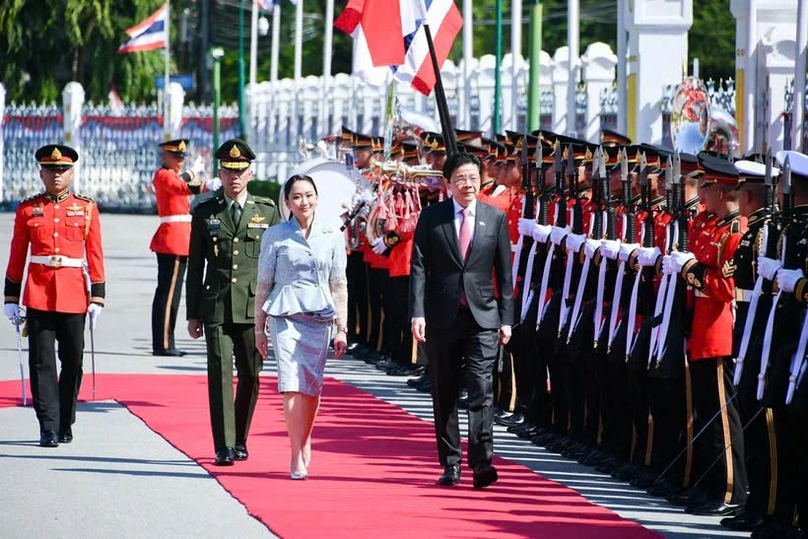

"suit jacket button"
[231, 277, 237, 283]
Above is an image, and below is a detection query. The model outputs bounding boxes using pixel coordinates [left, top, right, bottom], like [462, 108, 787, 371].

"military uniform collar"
[650, 195, 666, 210]
[746, 207, 769, 228]
[44, 190, 71, 203]
[715, 208, 741, 229]
[684, 196, 700, 212]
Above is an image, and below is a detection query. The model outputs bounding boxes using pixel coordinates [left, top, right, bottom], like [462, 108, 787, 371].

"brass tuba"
[670, 77, 740, 158]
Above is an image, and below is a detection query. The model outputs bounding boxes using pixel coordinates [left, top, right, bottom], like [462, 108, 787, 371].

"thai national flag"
[118, 3, 168, 54]
[335, 0, 462, 96]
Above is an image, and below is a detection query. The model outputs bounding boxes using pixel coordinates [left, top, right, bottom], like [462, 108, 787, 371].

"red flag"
[334, 0, 405, 67]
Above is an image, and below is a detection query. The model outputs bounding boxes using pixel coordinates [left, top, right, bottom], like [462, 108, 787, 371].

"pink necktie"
[458, 207, 472, 261]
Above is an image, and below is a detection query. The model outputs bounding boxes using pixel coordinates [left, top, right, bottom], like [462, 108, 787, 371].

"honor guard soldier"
[3, 145, 105, 447]
[150, 139, 221, 357]
[665, 154, 749, 516]
[186, 139, 281, 466]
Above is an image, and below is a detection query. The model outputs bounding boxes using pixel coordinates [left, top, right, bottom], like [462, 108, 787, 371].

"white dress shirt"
[453, 198, 477, 245]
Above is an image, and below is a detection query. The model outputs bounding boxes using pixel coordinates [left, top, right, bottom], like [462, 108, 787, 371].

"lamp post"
[238, 0, 247, 140]
[212, 47, 225, 171]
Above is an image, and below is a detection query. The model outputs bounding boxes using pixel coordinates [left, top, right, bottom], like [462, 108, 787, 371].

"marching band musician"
[3, 145, 105, 447]
[150, 139, 220, 357]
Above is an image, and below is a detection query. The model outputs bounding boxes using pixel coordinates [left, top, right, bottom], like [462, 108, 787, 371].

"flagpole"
[494, 0, 503, 135]
[293, 0, 303, 144]
[238, 0, 247, 140]
[423, 21, 457, 155]
[271, 2, 280, 83]
[511, 0, 522, 131]
[567, 0, 579, 137]
[164, 1, 171, 141]
[462, 0, 472, 129]
[250, 0, 259, 88]
[323, 0, 334, 136]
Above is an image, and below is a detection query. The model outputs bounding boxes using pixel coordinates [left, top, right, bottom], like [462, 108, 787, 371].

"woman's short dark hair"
[283, 174, 318, 200]
[442, 152, 482, 180]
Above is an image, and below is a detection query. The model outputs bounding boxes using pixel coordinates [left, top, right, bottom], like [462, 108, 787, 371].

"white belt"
[160, 214, 192, 224]
[30, 255, 84, 268]
[734, 288, 755, 303]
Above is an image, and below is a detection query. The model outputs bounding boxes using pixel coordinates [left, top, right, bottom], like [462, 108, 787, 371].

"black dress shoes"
[472, 464, 498, 489]
[234, 442, 248, 461]
[438, 464, 461, 486]
[214, 447, 236, 466]
[58, 428, 73, 444]
[667, 486, 708, 507]
[153, 348, 187, 357]
[721, 511, 764, 531]
[686, 499, 742, 516]
[39, 431, 59, 448]
[407, 373, 428, 388]
[494, 412, 524, 427]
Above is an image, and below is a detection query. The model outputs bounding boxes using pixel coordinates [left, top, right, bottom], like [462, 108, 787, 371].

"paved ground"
[0, 214, 745, 538]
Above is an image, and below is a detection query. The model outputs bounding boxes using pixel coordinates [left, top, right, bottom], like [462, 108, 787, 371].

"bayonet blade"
[598, 147, 607, 180]
[784, 155, 792, 195]
[639, 151, 648, 187]
[764, 147, 773, 187]
[620, 148, 628, 184]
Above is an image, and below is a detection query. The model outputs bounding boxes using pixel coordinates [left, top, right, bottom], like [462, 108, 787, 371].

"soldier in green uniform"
[186, 139, 281, 466]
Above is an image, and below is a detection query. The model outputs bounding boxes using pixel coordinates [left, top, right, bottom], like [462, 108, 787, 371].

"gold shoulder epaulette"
[74, 193, 96, 204]
[20, 192, 45, 204]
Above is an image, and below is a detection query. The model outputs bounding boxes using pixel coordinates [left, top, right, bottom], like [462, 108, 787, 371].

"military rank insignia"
[248, 216, 268, 229]
[31, 204, 44, 217]
[67, 203, 84, 216]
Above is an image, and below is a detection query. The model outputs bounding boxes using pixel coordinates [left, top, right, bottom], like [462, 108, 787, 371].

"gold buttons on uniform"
[231, 277, 238, 283]
[54, 205, 59, 209]
[233, 238, 239, 243]
[54, 218, 59, 223]
[213, 237, 218, 242]
[233, 250, 238, 255]
[55, 248, 60, 253]
[232, 264, 238, 270]
[53, 232, 59, 237]
[206, 285, 210, 290]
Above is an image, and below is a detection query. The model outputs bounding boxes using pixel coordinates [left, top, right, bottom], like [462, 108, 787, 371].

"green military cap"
[216, 138, 255, 170]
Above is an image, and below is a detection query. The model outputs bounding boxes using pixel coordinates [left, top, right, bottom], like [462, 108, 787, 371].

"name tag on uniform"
[247, 223, 268, 229]
[31, 207, 44, 217]
[740, 240, 750, 247]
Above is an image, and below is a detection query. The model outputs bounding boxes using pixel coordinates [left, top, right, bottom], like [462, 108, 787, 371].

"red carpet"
[1, 375, 661, 538]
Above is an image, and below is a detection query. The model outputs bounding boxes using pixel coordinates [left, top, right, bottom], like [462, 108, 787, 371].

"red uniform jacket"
[683, 209, 742, 360]
[150, 166, 204, 256]
[5, 191, 105, 313]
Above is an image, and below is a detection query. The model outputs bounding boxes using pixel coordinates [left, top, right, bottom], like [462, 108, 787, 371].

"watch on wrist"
[336, 325, 348, 333]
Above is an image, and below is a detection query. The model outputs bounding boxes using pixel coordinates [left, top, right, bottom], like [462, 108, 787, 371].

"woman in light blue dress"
[254, 175, 348, 479]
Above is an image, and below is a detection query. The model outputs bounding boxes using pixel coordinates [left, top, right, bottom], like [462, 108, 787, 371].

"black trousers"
[690, 357, 748, 504]
[204, 322, 263, 452]
[427, 308, 499, 469]
[390, 276, 420, 365]
[367, 267, 386, 352]
[647, 375, 687, 477]
[27, 309, 86, 434]
[381, 271, 398, 358]
[151, 253, 187, 353]
[346, 251, 367, 344]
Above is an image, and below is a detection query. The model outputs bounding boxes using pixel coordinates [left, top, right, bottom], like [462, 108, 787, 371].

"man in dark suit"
[410, 152, 514, 489]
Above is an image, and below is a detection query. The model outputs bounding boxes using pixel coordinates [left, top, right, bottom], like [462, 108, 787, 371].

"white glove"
[371, 236, 387, 255]
[618, 243, 640, 262]
[669, 251, 696, 274]
[190, 155, 206, 176]
[4, 303, 20, 323]
[550, 226, 569, 245]
[204, 177, 222, 192]
[757, 256, 782, 281]
[637, 246, 662, 267]
[565, 233, 586, 253]
[661, 255, 674, 275]
[776, 268, 804, 293]
[532, 224, 552, 243]
[517, 218, 535, 237]
[87, 303, 103, 331]
[584, 238, 601, 259]
[600, 239, 621, 260]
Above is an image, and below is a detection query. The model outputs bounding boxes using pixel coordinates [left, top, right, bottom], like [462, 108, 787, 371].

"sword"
[13, 314, 27, 406]
[90, 323, 97, 401]
[650, 388, 740, 486]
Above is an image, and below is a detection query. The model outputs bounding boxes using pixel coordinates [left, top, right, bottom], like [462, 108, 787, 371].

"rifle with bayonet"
[536, 140, 567, 334]
[513, 133, 536, 311]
